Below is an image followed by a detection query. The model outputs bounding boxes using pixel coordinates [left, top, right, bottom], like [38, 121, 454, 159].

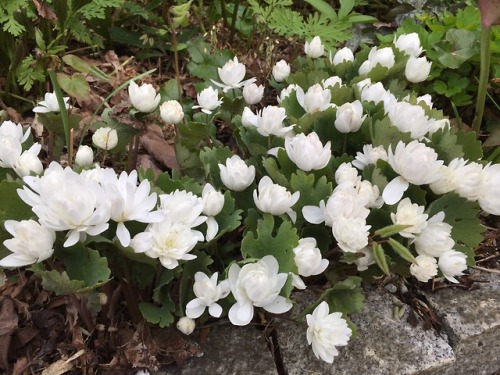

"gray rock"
[424, 271, 500, 375]
[278, 288, 455, 375]
[160, 323, 277, 375]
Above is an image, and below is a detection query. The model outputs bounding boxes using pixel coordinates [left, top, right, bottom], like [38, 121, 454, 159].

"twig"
[471, 265, 500, 274]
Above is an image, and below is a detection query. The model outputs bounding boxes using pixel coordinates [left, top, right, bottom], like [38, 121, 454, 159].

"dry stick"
[68, 128, 74, 166]
[471, 265, 500, 274]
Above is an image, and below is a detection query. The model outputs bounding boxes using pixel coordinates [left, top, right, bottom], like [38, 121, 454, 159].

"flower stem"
[472, 26, 491, 135]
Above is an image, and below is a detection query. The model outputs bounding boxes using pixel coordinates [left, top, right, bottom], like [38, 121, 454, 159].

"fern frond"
[17, 55, 46, 91]
[79, 0, 124, 20]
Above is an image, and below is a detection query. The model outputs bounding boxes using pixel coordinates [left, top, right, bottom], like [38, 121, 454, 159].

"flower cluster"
[1, 32, 497, 367]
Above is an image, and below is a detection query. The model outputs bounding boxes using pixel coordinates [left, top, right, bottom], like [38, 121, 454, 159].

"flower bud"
[394, 33, 423, 57]
[285, 132, 331, 171]
[128, 81, 161, 113]
[293, 237, 328, 277]
[75, 145, 94, 167]
[331, 47, 354, 65]
[405, 56, 432, 83]
[243, 83, 264, 105]
[160, 100, 184, 124]
[305, 36, 324, 58]
[219, 155, 255, 191]
[438, 250, 467, 283]
[334, 100, 366, 133]
[176, 317, 196, 335]
[322, 76, 342, 89]
[202, 183, 225, 216]
[33, 92, 70, 113]
[92, 127, 118, 150]
[241, 107, 257, 128]
[272, 60, 291, 82]
[14, 146, 43, 177]
[193, 87, 223, 114]
[253, 176, 300, 221]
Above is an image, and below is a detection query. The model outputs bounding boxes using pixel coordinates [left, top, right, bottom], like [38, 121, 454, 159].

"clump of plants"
[0, 31, 498, 368]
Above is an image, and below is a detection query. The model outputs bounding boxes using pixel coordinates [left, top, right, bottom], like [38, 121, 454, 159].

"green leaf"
[338, 0, 354, 19]
[63, 54, 110, 82]
[456, 130, 483, 160]
[326, 276, 364, 316]
[55, 243, 111, 288]
[262, 157, 291, 189]
[241, 214, 299, 274]
[430, 128, 463, 163]
[212, 192, 242, 239]
[56, 73, 90, 101]
[427, 193, 485, 253]
[31, 268, 86, 295]
[0, 181, 33, 221]
[290, 171, 333, 225]
[304, 0, 336, 19]
[160, 79, 180, 101]
[139, 300, 175, 328]
[199, 146, 235, 190]
[372, 242, 390, 275]
[387, 238, 416, 263]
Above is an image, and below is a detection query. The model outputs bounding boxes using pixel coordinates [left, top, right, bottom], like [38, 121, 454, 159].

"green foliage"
[241, 214, 299, 274]
[248, 0, 376, 49]
[0, 181, 33, 221]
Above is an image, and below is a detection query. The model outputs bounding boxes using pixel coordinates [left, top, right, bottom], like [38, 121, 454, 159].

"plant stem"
[472, 26, 491, 135]
[48, 70, 72, 167]
[167, 9, 183, 104]
[229, 2, 240, 45]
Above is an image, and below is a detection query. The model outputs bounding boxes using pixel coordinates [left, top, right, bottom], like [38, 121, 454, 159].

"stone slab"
[161, 323, 277, 375]
[278, 288, 455, 375]
[424, 271, 500, 375]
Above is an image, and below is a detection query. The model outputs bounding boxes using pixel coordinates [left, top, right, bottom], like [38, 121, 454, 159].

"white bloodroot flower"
[383, 141, 443, 205]
[193, 87, 223, 114]
[219, 155, 256, 192]
[293, 237, 329, 278]
[128, 81, 161, 113]
[243, 83, 265, 105]
[335, 162, 360, 186]
[278, 84, 300, 103]
[390, 198, 428, 239]
[322, 76, 343, 89]
[478, 163, 500, 215]
[334, 100, 366, 133]
[296, 84, 333, 114]
[0, 136, 22, 168]
[438, 250, 468, 283]
[0, 121, 30, 143]
[131, 220, 204, 269]
[253, 176, 300, 222]
[101, 170, 164, 247]
[410, 255, 438, 282]
[0, 220, 56, 267]
[186, 272, 230, 318]
[160, 100, 184, 124]
[18, 162, 111, 247]
[405, 56, 432, 83]
[332, 217, 371, 253]
[304, 36, 324, 58]
[176, 317, 196, 335]
[272, 60, 291, 82]
[414, 213, 454, 258]
[92, 127, 118, 150]
[352, 144, 388, 170]
[330, 47, 355, 65]
[211, 56, 256, 92]
[241, 107, 257, 127]
[349, 246, 376, 271]
[284, 132, 331, 172]
[387, 102, 431, 140]
[202, 183, 225, 241]
[394, 33, 423, 57]
[306, 301, 352, 363]
[228, 255, 292, 326]
[32, 92, 70, 113]
[74, 145, 94, 167]
[252, 106, 293, 137]
[358, 47, 395, 75]
[13, 144, 43, 177]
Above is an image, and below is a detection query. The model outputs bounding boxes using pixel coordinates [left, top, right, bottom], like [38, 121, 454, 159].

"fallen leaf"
[32, 0, 57, 20]
[140, 125, 179, 170]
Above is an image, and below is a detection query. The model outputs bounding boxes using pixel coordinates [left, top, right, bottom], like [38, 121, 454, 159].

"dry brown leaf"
[32, 0, 57, 20]
[140, 125, 179, 170]
[41, 349, 85, 375]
